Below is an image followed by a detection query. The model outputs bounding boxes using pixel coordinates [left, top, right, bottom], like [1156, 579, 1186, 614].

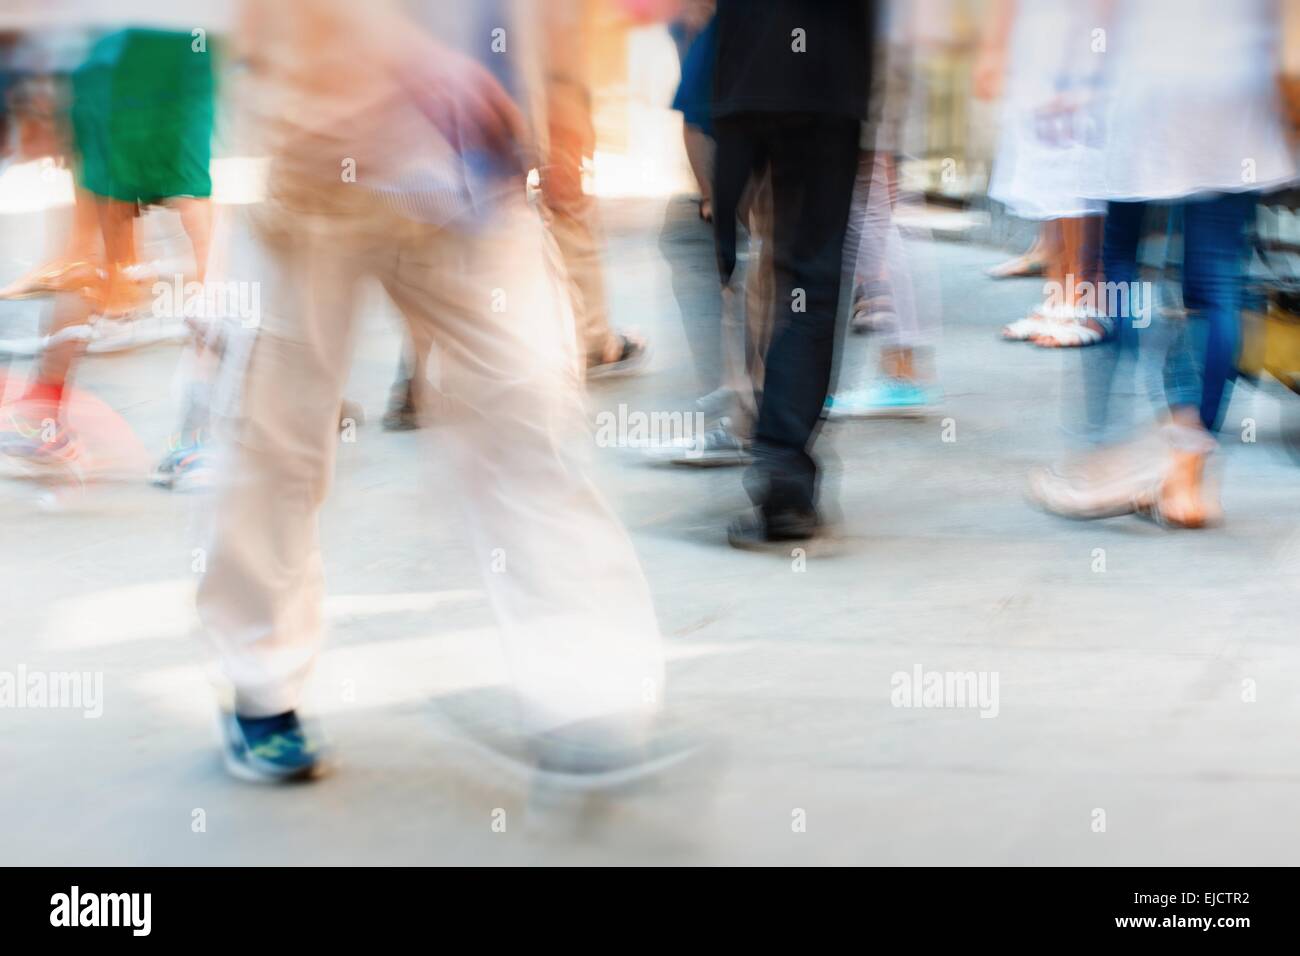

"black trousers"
[712, 112, 863, 516]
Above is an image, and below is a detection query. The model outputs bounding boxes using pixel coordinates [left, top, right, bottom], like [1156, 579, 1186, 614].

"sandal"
[1001, 304, 1058, 341]
[1031, 312, 1106, 348]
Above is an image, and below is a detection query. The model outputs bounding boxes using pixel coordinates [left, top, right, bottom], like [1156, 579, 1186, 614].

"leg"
[1040, 219, 1066, 304]
[711, 118, 763, 296]
[831, 149, 942, 414]
[715, 171, 775, 438]
[848, 150, 888, 302]
[711, 117, 765, 432]
[867, 151, 934, 372]
[1180, 191, 1256, 432]
[1135, 192, 1256, 528]
[658, 191, 723, 397]
[545, 192, 616, 367]
[93, 198, 144, 317]
[683, 125, 715, 219]
[1081, 200, 1146, 444]
[540, 78, 637, 373]
[62, 186, 103, 262]
[196, 206, 367, 717]
[382, 203, 664, 731]
[172, 197, 214, 282]
[381, 338, 423, 432]
[746, 115, 861, 520]
[742, 172, 775, 411]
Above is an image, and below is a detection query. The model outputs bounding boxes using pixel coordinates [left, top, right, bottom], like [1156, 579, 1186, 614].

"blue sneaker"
[220, 710, 329, 782]
[825, 379, 938, 420]
[152, 439, 213, 491]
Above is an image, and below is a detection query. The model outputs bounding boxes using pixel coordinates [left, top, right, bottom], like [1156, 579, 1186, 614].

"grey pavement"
[1, 197, 1298, 864]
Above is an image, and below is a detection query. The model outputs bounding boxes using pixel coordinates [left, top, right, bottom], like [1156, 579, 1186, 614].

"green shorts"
[72, 29, 216, 204]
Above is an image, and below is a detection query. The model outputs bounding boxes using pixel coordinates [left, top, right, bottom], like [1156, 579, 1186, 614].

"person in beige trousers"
[198, 0, 666, 783]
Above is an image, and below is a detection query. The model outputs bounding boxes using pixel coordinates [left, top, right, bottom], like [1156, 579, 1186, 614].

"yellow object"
[1239, 304, 1300, 393]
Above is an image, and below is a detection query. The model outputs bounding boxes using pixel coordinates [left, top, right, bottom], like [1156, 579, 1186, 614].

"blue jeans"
[1088, 192, 1255, 436]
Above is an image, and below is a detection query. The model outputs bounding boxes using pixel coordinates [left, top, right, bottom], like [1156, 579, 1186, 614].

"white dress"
[1086, 0, 1296, 201]
[986, 0, 1104, 220]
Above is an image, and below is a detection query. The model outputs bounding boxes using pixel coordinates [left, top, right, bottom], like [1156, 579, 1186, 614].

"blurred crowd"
[0, 0, 1297, 786]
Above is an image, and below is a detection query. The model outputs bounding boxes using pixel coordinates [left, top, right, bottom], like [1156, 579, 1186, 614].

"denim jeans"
[1087, 191, 1256, 439]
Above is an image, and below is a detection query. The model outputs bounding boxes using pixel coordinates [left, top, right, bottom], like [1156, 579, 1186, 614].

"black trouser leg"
[744, 114, 862, 517]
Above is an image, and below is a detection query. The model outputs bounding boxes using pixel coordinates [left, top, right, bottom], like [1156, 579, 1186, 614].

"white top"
[987, 0, 1104, 219]
[1085, 0, 1296, 200]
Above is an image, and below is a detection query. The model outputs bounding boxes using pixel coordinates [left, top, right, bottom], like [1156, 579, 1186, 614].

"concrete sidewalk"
[1, 197, 1297, 864]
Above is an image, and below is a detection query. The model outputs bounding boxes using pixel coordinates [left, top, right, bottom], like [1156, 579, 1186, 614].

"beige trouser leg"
[541, 69, 615, 368]
[546, 195, 615, 366]
[196, 202, 370, 718]
[198, 194, 664, 729]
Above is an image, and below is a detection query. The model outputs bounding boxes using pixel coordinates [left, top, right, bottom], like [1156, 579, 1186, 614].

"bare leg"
[172, 197, 214, 282]
[683, 125, 714, 220]
[1032, 216, 1108, 347]
[1041, 219, 1066, 297]
[94, 199, 144, 317]
[63, 186, 102, 261]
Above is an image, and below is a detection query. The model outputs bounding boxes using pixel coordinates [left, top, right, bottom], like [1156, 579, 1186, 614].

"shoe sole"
[1027, 494, 1138, 521]
[727, 530, 820, 554]
[221, 747, 332, 784]
[429, 708, 703, 794]
[532, 744, 703, 793]
[216, 711, 332, 784]
[668, 454, 753, 468]
[827, 407, 930, 421]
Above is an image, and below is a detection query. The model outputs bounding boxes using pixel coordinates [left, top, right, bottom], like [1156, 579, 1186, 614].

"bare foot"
[1140, 450, 1221, 528]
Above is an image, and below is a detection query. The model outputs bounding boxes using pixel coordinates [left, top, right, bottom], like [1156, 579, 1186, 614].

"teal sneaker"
[825, 379, 938, 420]
[220, 710, 330, 783]
[152, 434, 213, 491]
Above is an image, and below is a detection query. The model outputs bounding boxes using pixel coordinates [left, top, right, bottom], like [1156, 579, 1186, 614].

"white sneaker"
[645, 417, 752, 467]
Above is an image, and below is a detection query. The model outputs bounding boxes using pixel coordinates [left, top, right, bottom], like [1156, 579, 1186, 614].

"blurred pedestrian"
[710, 0, 876, 548]
[1030, 0, 1297, 527]
[199, 0, 669, 783]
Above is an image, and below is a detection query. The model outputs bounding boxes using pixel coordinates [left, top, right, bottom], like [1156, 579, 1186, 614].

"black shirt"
[712, 0, 875, 120]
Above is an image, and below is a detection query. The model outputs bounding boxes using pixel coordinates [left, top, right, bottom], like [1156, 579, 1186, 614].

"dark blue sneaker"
[219, 710, 329, 782]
